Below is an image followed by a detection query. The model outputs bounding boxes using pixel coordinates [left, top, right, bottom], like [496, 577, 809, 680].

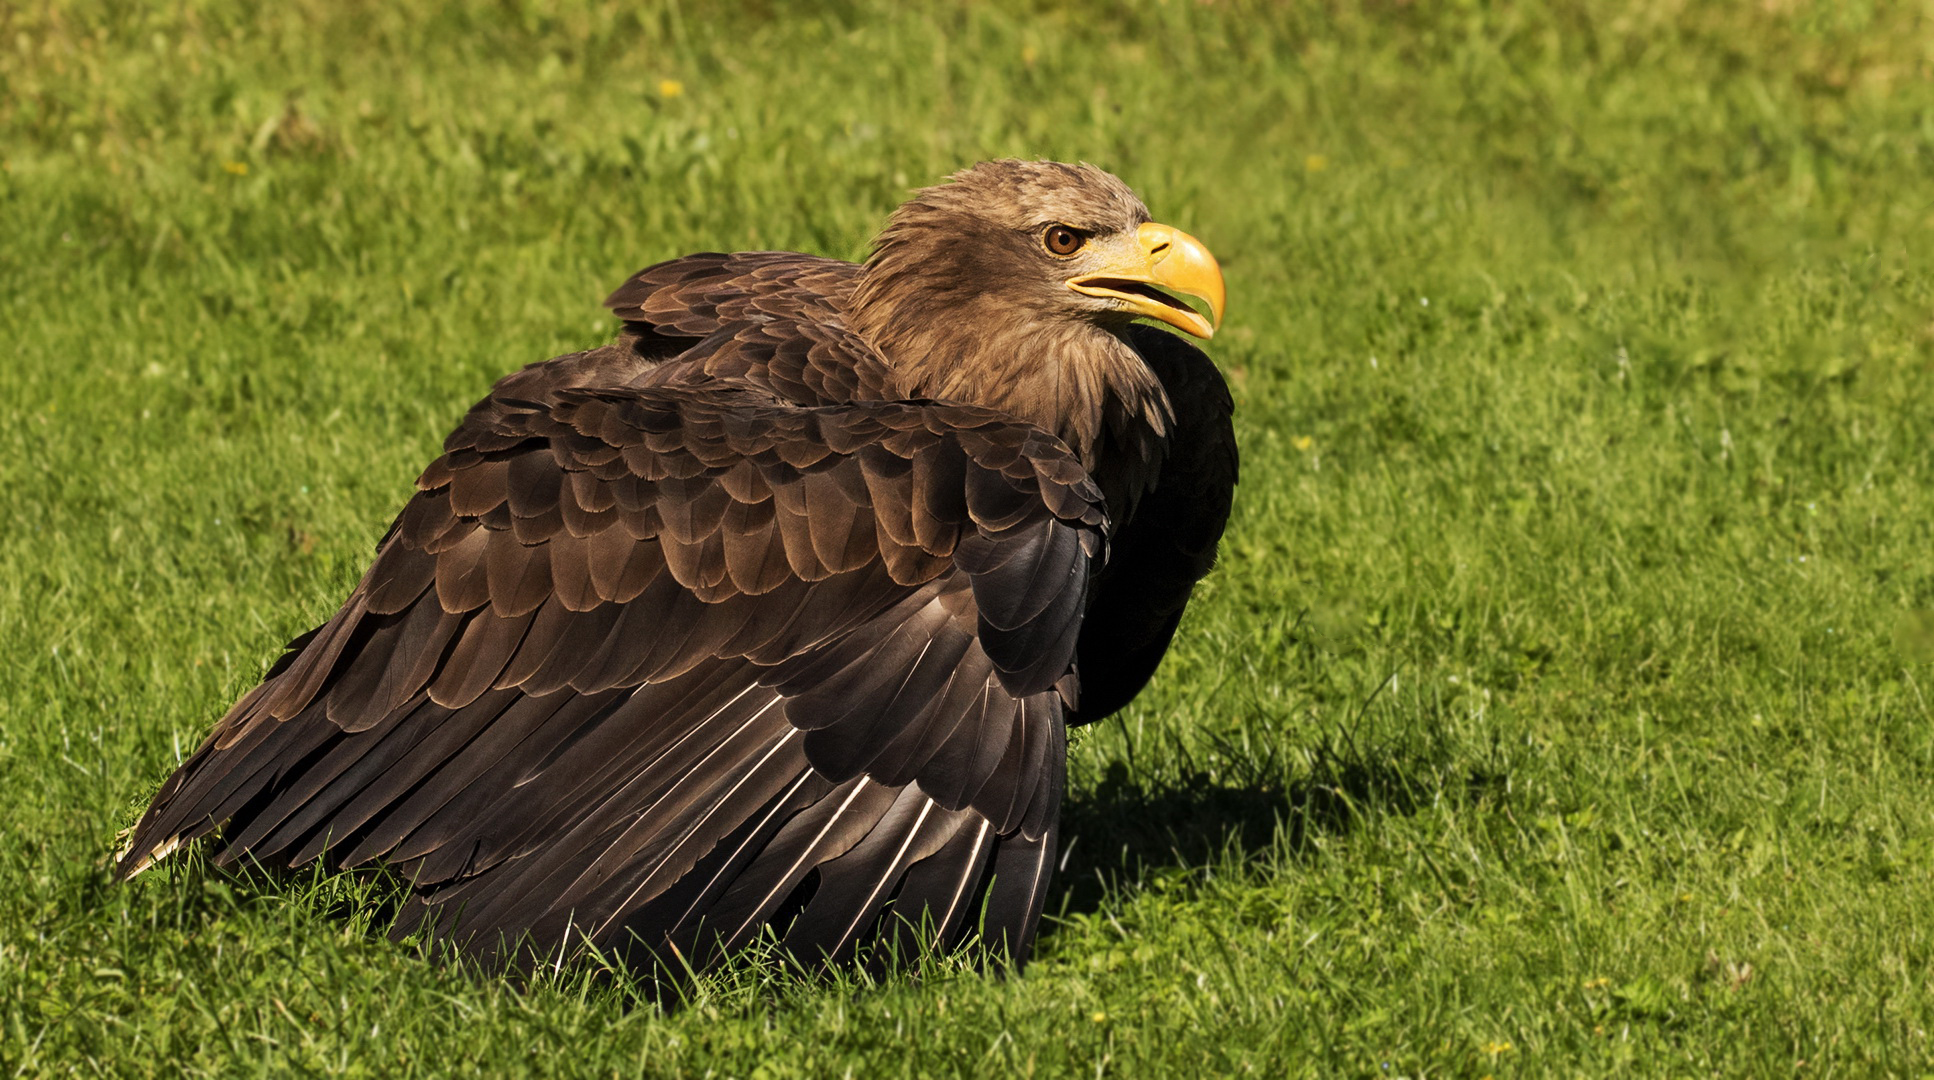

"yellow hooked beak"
[1069, 222, 1226, 339]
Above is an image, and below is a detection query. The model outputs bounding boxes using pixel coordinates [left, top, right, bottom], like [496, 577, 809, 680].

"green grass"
[5, 0, 1934, 1075]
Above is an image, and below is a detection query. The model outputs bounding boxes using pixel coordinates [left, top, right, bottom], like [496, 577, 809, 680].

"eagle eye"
[1042, 224, 1086, 257]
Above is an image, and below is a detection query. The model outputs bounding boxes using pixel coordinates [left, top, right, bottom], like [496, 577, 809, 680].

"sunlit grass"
[4, 1, 1934, 1075]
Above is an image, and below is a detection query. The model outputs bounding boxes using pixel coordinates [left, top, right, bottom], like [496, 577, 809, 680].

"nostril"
[1149, 241, 1170, 256]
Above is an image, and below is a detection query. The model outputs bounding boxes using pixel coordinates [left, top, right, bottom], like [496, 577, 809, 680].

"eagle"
[118, 160, 1237, 979]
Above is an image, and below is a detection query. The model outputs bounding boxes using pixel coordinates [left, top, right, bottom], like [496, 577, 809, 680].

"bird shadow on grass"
[1044, 721, 1475, 930]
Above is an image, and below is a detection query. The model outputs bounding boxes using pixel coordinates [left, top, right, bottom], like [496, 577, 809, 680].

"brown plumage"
[118, 160, 1238, 978]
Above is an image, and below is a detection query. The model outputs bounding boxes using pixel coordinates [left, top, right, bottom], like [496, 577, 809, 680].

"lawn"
[5, 0, 1934, 1075]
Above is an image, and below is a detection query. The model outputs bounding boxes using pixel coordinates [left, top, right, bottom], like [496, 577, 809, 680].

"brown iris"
[1043, 224, 1085, 257]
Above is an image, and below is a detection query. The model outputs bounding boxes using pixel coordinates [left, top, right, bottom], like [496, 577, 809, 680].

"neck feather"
[891, 315, 1171, 467]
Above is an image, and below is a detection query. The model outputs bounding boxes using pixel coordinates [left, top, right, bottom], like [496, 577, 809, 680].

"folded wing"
[119, 384, 1105, 974]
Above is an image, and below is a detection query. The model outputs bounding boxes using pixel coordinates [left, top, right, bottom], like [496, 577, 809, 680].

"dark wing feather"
[603, 252, 901, 407]
[1067, 325, 1238, 726]
[119, 370, 1105, 977]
